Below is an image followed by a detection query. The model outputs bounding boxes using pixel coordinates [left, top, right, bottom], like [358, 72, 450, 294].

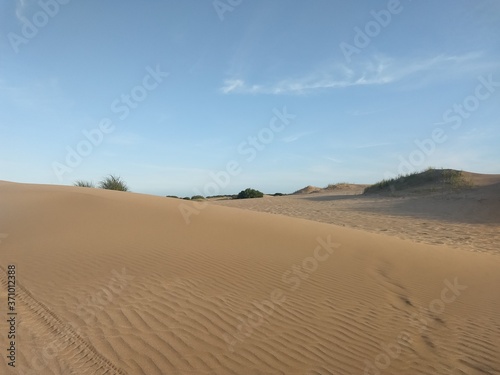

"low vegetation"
[74, 180, 95, 188]
[98, 175, 129, 191]
[293, 185, 322, 194]
[206, 194, 237, 200]
[326, 182, 351, 190]
[74, 175, 129, 191]
[236, 188, 264, 199]
[364, 168, 473, 194]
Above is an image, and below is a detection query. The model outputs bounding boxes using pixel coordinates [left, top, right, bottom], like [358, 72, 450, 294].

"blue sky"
[1, 0, 499, 196]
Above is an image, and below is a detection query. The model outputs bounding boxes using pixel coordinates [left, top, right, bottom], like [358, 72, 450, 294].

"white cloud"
[324, 156, 342, 164]
[220, 52, 489, 95]
[282, 131, 313, 143]
[220, 79, 245, 94]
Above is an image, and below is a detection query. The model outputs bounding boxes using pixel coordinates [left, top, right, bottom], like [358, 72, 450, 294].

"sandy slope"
[214, 179, 500, 255]
[0, 181, 499, 374]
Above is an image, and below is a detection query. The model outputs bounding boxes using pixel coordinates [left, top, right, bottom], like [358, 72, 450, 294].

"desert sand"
[213, 174, 500, 255]
[1, 178, 499, 374]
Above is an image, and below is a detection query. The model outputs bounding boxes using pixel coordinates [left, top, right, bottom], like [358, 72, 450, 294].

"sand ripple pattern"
[0, 265, 127, 375]
[1, 182, 499, 374]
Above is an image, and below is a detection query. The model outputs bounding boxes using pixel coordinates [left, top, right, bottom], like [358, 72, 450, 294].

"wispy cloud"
[324, 156, 342, 163]
[220, 79, 245, 94]
[220, 52, 488, 95]
[282, 131, 314, 143]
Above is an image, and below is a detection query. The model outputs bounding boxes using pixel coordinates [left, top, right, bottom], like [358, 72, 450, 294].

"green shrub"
[442, 170, 473, 189]
[74, 180, 95, 188]
[191, 195, 205, 200]
[237, 188, 264, 199]
[98, 175, 129, 191]
[364, 168, 473, 194]
[326, 182, 350, 189]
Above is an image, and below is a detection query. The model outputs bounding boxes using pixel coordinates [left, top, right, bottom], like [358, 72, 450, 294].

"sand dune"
[1, 181, 499, 374]
[214, 173, 500, 255]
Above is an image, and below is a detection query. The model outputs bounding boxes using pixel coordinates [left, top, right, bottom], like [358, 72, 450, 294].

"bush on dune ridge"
[364, 168, 473, 194]
[98, 175, 129, 191]
[74, 175, 129, 191]
[237, 188, 264, 199]
[74, 180, 95, 188]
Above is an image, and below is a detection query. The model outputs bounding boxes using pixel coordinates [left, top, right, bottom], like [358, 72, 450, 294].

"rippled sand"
[1, 180, 499, 374]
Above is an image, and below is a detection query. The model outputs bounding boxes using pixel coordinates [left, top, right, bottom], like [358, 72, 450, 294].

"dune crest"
[1, 181, 499, 374]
